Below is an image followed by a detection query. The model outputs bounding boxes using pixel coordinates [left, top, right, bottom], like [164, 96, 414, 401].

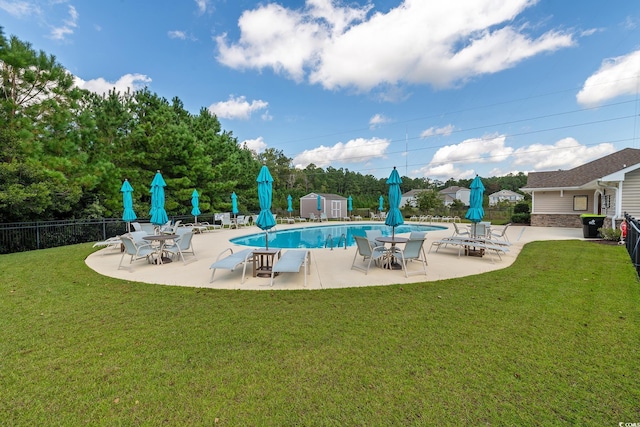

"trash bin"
[580, 214, 606, 238]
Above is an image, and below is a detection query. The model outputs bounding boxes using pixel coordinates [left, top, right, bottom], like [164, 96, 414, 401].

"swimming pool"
[230, 223, 447, 249]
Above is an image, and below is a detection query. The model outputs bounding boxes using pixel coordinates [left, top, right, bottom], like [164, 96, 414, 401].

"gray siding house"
[521, 148, 640, 228]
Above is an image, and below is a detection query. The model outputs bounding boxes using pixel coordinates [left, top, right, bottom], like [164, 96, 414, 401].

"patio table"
[143, 234, 177, 264]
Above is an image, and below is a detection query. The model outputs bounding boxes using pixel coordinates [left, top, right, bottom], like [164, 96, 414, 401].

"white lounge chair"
[270, 250, 311, 286]
[92, 236, 122, 250]
[309, 212, 318, 222]
[351, 235, 388, 274]
[209, 248, 254, 283]
[319, 213, 328, 222]
[220, 213, 233, 229]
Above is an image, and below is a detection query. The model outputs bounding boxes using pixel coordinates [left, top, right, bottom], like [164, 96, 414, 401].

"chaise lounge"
[269, 249, 311, 287]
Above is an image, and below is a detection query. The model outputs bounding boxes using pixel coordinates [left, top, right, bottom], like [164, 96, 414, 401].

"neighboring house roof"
[402, 189, 426, 198]
[439, 186, 468, 196]
[523, 148, 640, 190]
[489, 190, 522, 198]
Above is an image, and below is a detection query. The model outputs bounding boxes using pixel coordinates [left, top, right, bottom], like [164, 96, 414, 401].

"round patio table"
[143, 234, 177, 264]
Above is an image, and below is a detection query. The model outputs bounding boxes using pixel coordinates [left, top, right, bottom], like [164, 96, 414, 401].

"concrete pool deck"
[85, 221, 585, 290]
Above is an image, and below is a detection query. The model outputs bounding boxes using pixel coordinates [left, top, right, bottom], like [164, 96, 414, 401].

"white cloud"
[50, 4, 78, 40]
[420, 124, 455, 138]
[168, 30, 187, 40]
[242, 136, 268, 153]
[292, 137, 390, 168]
[217, 0, 575, 92]
[73, 73, 152, 95]
[195, 0, 209, 14]
[512, 138, 615, 171]
[208, 95, 269, 120]
[431, 134, 513, 165]
[369, 113, 391, 129]
[413, 133, 512, 179]
[0, 0, 40, 17]
[576, 49, 640, 106]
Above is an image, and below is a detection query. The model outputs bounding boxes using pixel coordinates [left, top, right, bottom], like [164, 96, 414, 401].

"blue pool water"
[230, 223, 446, 249]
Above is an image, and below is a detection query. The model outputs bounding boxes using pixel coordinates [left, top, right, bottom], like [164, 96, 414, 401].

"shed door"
[331, 200, 342, 218]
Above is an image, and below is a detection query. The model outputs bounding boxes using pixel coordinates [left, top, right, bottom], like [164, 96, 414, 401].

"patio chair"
[160, 220, 181, 234]
[351, 235, 388, 275]
[139, 223, 156, 235]
[128, 230, 151, 245]
[163, 230, 196, 264]
[320, 213, 328, 222]
[220, 213, 233, 229]
[391, 238, 428, 277]
[309, 212, 318, 222]
[209, 248, 255, 283]
[409, 231, 426, 240]
[451, 222, 470, 238]
[365, 229, 385, 248]
[131, 222, 142, 231]
[489, 223, 511, 243]
[118, 235, 157, 270]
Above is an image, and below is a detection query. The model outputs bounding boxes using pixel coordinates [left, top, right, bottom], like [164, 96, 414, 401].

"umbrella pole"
[265, 231, 269, 250]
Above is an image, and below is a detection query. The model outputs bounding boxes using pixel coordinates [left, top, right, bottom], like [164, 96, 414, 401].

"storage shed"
[300, 193, 348, 220]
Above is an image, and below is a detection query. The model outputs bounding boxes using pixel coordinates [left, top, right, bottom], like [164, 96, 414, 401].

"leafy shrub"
[514, 202, 530, 214]
[511, 212, 531, 224]
[597, 227, 622, 241]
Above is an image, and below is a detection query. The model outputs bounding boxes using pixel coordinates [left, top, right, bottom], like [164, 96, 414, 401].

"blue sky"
[2, 0, 640, 180]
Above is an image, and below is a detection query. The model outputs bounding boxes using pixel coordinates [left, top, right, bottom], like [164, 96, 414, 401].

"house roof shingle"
[523, 148, 640, 189]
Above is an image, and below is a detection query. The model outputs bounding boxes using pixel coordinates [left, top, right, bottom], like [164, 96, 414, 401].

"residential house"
[488, 189, 524, 206]
[400, 189, 426, 208]
[300, 193, 348, 219]
[438, 186, 470, 206]
[521, 148, 640, 228]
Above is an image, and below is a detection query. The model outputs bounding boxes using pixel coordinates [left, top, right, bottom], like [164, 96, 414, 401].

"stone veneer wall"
[531, 214, 582, 228]
[531, 214, 613, 229]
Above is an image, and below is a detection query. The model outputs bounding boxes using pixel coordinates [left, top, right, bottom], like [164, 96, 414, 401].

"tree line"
[0, 29, 528, 223]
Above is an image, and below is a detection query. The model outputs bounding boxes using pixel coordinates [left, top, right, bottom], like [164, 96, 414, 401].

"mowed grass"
[1, 240, 639, 426]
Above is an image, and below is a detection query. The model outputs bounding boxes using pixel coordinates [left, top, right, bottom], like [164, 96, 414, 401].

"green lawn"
[1, 240, 639, 426]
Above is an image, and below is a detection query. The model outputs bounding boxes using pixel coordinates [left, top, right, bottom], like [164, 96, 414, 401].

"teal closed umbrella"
[121, 179, 137, 232]
[149, 171, 168, 227]
[231, 192, 239, 221]
[379, 195, 384, 212]
[191, 189, 201, 224]
[385, 167, 404, 238]
[317, 194, 322, 215]
[348, 195, 353, 215]
[287, 194, 293, 218]
[256, 165, 276, 248]
[465, 175, 485, 236]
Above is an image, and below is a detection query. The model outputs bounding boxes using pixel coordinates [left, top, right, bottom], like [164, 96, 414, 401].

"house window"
[573, 195, 588, 211]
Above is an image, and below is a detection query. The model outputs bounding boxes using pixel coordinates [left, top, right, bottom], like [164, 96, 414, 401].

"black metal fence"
[0, 214, 220, 255]
[623, 213, 640, 277]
